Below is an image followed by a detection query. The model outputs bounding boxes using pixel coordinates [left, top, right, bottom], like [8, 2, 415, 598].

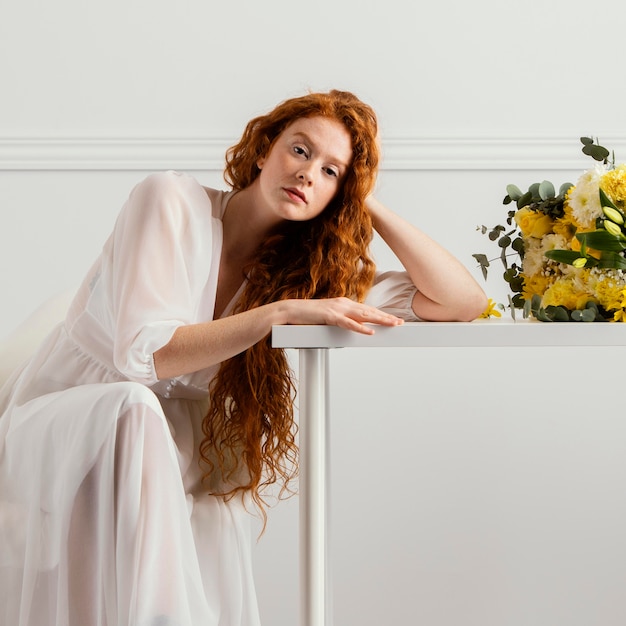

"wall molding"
[1, 135, 626, 171]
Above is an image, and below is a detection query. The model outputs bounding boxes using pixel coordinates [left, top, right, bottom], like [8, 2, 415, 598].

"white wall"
[2, 1, 626, 625]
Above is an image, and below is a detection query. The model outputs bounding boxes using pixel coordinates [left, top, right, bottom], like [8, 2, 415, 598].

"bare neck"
[221, 184, 283, 263]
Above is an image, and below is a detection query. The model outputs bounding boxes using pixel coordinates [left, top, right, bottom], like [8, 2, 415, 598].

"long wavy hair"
[200, 90, 380, 522]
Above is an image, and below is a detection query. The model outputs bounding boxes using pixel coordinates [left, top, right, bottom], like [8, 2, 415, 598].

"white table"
[271, 319, 626, 626]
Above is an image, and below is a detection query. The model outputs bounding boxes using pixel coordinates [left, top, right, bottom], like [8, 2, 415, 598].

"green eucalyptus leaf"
[472, 253, 489, 280]
[559, 182, 574, 197]
[571, 310, 583, 322]
[506, 184, 523, 201]
[509, 276, 524, 292]
[528, 183, 541, 201]
[489, 225, 505, 241]
[512, 237, 524, 254]
[512, 293, 525, 309]
[508, 295, 517, 320]
[503, 268, 516, 282]
[549, 306, 570, 322]
[539, 180, 556, 200]
[517, 191, 533, 209]
[583, 143, 610, 162]
[498, 235, 511, 248]
[581, 308, 597, 322]
[580, 136, 594, 146]
[536, 308, 552, 322]
[500, 246, 508, 268]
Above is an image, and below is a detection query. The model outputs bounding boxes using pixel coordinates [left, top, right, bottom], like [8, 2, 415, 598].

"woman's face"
[255, 115, 353, 223]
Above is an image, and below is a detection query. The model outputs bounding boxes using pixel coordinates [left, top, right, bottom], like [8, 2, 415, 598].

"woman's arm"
[153, 297, 403, 380]
[366, 196, 487, 322]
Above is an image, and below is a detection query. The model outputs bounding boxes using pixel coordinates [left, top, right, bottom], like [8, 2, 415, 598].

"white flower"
[522, 238, 545, 277]
[568, 164, 607, 228]
[540, 233, 568, 255]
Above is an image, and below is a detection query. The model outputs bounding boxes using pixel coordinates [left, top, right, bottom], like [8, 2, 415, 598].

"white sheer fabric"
[0, 171, 419, 626]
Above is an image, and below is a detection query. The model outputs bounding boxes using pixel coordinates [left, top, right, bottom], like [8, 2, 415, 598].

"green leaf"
[544, 249, 586, 265]
[536, 308, 553, 322]
[539, 180, 556, 200]
[503, 268, 517, 282]
[581, 308, 597, 322]
[508, 295, 517, 321]
[511, 237, 524, 253]
[512, 293, 525, 309]
[580, 136, 594, 146]
[528, 183, 541, 201]
[598, 251, 626, 270]
[577, 230, 626, 251]
[498, 235, 511, 248]
[599, 187, 620, 211]
[517, 191, 533, 209]
[559, 182, 574, 197]
[545, 306, 570, 322]
[506, 184, 523, 201]
[582, 143, 610, 162]
[472, 253, 490, 280]
[489, 225, 505, 241]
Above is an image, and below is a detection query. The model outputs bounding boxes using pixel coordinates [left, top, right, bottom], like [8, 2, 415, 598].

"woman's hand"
[278, 297, 404, 335]
[154, 298, 402, 379]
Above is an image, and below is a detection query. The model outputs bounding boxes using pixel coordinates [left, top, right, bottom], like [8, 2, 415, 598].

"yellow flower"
[521, 273, 552, 302]
[542, 279, 595, 310]
[552, 205, 578, 240]
[601, 165, 626, 210]
[612, 309, 626, 322]
[594, 278, 626, 312]
[479, 298, 502, 318]
[514, 207, 554, 238]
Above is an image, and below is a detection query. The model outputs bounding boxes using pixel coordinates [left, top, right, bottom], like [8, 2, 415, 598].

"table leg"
[299, 348, 331, 626]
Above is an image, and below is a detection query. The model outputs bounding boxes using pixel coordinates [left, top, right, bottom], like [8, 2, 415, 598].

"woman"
[0, 90, 486, 626]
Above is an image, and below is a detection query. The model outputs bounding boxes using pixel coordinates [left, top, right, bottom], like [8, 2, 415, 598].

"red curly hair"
[200, 90, 380, 522]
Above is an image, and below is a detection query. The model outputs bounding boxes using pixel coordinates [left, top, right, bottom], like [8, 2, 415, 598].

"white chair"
[0, 290, 75, 387]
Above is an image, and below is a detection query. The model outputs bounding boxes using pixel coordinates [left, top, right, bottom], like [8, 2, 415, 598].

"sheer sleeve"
[365, 270, 421, 321]
[103, 171, 217, 383]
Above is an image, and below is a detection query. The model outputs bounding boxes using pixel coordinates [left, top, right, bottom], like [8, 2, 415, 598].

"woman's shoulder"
[130, 170, 206, 200]
[126, 171, 230, 220]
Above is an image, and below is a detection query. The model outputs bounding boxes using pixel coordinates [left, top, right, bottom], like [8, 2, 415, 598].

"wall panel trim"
[1, 136, 625, 171]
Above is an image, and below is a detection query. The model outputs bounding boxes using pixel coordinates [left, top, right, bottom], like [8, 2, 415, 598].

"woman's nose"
[297, 166, 314, 185]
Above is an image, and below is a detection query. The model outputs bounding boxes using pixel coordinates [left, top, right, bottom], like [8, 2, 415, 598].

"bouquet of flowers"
[474, 137, 626, 322]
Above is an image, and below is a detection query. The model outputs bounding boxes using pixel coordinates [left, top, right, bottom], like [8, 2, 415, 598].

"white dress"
[0, 171, 419, 626]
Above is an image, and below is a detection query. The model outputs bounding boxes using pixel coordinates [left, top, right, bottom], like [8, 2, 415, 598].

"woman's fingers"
[283, 298, 404, 333]
[332, 299, 403, 334]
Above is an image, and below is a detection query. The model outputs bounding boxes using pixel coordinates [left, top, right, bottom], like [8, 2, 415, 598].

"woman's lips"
[284, 187, 307, 203]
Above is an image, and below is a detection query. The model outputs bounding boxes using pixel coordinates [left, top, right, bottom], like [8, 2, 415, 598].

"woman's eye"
[324, 167, 338, 177]
[293, 146, 308, 157]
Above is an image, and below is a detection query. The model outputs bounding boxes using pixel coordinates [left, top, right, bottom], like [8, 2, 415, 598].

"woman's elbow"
[455, 289, 489, 322]
[412, 288, 488, 322]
